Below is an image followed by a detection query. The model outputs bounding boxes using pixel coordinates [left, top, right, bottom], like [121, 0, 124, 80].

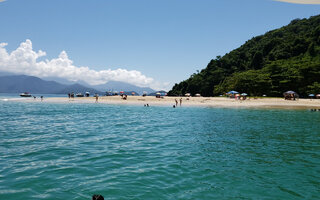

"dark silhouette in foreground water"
[92, 194, 104, 200]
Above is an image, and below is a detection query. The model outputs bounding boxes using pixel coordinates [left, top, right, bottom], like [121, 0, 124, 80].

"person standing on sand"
[180, 98, 182, 106]
[175, 99, 178, 107]
[95, 94, 99, 103]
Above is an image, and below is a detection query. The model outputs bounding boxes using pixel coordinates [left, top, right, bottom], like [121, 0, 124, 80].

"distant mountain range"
[0, 75, 102, 94]
[91, 81, 155, 95]
[42, 75, 156, 95]
[0, 74, 157, 95]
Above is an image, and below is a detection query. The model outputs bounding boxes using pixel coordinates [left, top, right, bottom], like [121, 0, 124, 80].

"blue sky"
[0, 0, 319, 90]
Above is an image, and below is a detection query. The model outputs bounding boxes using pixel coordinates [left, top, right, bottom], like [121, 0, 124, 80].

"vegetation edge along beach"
[168, 15, 320, 98]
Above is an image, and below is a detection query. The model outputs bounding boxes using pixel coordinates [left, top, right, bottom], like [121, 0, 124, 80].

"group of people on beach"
[68, 93, 75, 98]
[173, 98, 182, 108]
[121, 94, 127, 100]
[67, 92, 99, 102]
[33, 96, 43, 101]
[284, 93, 297, 100]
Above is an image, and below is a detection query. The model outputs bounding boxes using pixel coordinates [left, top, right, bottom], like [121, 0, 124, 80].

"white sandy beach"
[12, 96, 320, 110]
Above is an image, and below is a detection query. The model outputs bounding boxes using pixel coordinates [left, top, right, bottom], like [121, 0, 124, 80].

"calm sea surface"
[0, 95, 320, 199]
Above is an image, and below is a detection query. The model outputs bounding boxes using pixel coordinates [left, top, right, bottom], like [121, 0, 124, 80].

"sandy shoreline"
[10, 96, 320, 110]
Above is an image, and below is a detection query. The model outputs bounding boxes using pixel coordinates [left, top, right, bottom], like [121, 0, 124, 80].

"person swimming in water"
[92, 194, 104, 200]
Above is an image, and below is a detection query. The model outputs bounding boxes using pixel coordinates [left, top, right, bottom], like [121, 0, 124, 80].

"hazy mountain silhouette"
[0, 74, 155, 95]
[0, 75, 66, 93]
[57, 83, 102, 94]
[0, 75, 102, 94]
[92, 81, 155, 95]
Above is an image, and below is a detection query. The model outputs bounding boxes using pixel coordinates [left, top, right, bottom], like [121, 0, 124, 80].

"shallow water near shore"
[0, 100, 320, 199]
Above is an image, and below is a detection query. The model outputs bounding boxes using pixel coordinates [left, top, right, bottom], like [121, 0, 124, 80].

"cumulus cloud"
[0, 39, 164, 89]
[274, 0, 320, 4]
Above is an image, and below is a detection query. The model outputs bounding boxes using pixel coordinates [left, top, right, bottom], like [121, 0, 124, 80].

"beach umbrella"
[241, 93, 248, 96]
[309, 94, 315, 97]
[227, 91, 239, 94]
[283, 91, 298, 97]
[120, 91, 124, 94]
[283, 90, 299, 99]
[284, 91, 296, 94]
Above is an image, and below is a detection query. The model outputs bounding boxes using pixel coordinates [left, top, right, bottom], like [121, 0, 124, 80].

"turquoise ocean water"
[0, 94, 319, 199]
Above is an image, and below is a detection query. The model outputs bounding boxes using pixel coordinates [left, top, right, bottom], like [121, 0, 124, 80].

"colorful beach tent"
[227, 91, 239, 94]
[283, 91, 299, 98]
[284, 91, 296, 94]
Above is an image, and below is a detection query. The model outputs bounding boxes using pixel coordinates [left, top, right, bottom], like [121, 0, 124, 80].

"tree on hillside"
[169, 15, 320, 97]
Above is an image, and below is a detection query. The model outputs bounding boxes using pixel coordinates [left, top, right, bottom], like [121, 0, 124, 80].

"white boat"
[20, 92, 32, 97]
[76, 93, 84, 97]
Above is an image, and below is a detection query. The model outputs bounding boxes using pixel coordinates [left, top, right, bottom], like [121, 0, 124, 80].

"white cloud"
[0, 39, 167, 90]
[274, 0, 320, 4]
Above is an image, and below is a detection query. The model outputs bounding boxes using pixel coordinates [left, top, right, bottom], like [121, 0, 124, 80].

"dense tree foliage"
[168, 15, 320, 97]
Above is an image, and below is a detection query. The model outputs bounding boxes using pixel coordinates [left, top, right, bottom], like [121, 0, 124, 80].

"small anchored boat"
[20, 92, 32, 97]
[76, 93, 84, 97]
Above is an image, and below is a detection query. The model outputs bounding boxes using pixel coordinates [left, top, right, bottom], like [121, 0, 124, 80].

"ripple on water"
[0, 102, 320, 199]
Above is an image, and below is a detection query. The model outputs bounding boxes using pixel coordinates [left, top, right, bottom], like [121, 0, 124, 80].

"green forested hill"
[168, 15, 320, 97]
